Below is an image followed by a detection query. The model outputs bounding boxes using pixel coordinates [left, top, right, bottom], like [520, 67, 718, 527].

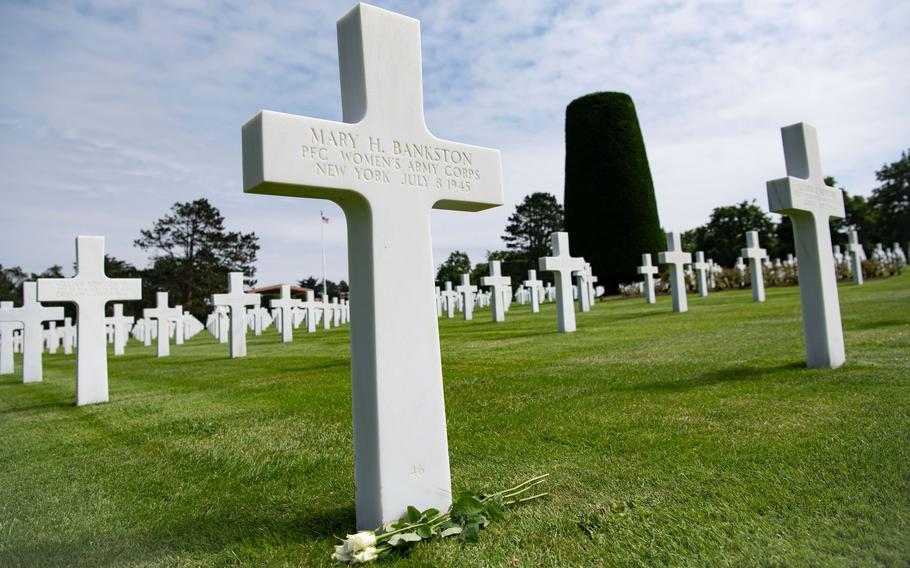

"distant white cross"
[539, 232, 585, 332]
[298, 290, 321, 334]
[573, 262, 592, 312]
[637, 254, 658, 305]
[143, 292, 182, 359]
[734, 257, 746, 287]
[692, 251, 710, 297]
[271, 285, 303, 343]
[522, 270, 543, 313]
[106, 304, 135, 356]
[0, 301, 23, 375]
[741, 231, 768, 302]
[845, 230, 864, 285]
[37, 236, 142, 404]
[455, 274, 477, 321]
[766, 122, 846, 368]
[658, 232, 692, 313]
[440, 282, 458, 319]
[481, 261, 510, 323]
[212, 272, 260, 358]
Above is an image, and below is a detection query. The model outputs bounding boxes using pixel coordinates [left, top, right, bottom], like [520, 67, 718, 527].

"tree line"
[1, 199, 259, 320]
[438, 148, 909, 291]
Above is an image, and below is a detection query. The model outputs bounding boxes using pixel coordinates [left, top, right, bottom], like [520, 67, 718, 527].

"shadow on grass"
[845, 318, 909, 331]
[0, 502, 356, 567]
[618, 362, 807, 394]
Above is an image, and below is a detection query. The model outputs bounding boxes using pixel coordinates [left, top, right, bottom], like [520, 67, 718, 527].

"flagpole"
[321, 211, 327, 301]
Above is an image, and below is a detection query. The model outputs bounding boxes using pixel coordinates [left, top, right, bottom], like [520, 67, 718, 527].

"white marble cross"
[539, 232, 585, 332]
[522, 270, 543, 313]
[455, 274, 477, 321]
[692, 251, 710, 297]
[44, 322, 60, 354]
[143, 292, 182, 359]
[658, 232, 692, 313]
[734, 257, 746, 286]
[846, 230, 864, 285]
[481, 260, 510, 323]
[36, 236, 141, 404]
[0, 301, 23, 375]
[441, 282, 458, 319]
[271, 284, 303, 343]
[173, 306, 186, 345]
[298, 290, 321, 333]
[573, 263, 592, 312]
[61, 317, 75, 355]
[637, 253, 658, 304]
[240, 3, 503, 528]
[741, 231, 768, 302]
[212, 272, 260, 358]
[106, 304, 135, 356]
[766, 122, 846, 368]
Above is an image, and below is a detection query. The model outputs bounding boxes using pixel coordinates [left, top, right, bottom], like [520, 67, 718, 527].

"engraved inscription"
[408, 464, 425, 479]
[303, 127, 481, 194]
[44, 280, 136, 298]
[791, 180, 845, 217]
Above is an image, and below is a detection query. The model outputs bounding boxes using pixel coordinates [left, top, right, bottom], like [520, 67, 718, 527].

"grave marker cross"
[455, 274, 477, 321]
[241, 3, 503, 528]
[143, 292, 182, 359]
[845, 230, 864, 285]
[0, 301, 23, 375]
[637, 254, 658, 305]
[0, 282, 64, 383]
[741, 231, 768, 302]
[37, 236, 141, 404]
[271, 285, 303, 343]
[539, 232, 585, 332]
[658, 232, 692, 313]
[212, 272, 261, 358]
[481, 261, 510, 323]
[106, 304, 135, 356]
[692, 251, 710, 297]
[766, 122, 846, 368]
[522, 270, 543, 313]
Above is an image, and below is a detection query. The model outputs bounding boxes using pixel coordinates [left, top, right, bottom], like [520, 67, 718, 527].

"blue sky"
[1, 0, 908, 286]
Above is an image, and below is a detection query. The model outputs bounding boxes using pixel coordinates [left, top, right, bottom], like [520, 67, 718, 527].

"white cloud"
[1, 0, 907, 285]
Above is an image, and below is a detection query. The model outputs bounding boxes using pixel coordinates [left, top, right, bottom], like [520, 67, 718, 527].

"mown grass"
[1, 275, 908, 567]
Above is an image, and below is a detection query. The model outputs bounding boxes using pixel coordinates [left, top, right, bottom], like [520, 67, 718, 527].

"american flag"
[320, 211, 330, 224]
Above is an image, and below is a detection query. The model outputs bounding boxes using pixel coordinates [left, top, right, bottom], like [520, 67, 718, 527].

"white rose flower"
[352, 546, 379, 564]
[345, 531, 377, 553]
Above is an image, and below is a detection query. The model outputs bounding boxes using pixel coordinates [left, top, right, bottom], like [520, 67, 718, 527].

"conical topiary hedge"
[564, 92, 665, 294]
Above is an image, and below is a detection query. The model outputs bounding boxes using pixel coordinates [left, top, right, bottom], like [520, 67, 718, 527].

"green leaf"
[416, 524, 433, 539]
[439, 526, 462, 538]
[451, 494, 484, 520]
[388, 532, 422, 547]
[422, 507, 440, 520]
[407, 505, 421, 524]
[461, 521, 481, 543]
[484, 499, 504, 521]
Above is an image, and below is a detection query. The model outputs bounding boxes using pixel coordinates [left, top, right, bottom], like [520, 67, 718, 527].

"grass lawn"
[1, 275, 908, 567]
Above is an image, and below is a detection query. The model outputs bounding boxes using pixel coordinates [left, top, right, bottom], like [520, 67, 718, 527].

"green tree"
[435, 250, 472, 286]
[135, 198, 259, 319]
[0, 265, 28, 303]
[683, 201, 777, 267]
[564, 92, 664, 292]
[501, 192, 564, 271]
[868, 149, 910, 246]
[297, 276, 348, 299]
